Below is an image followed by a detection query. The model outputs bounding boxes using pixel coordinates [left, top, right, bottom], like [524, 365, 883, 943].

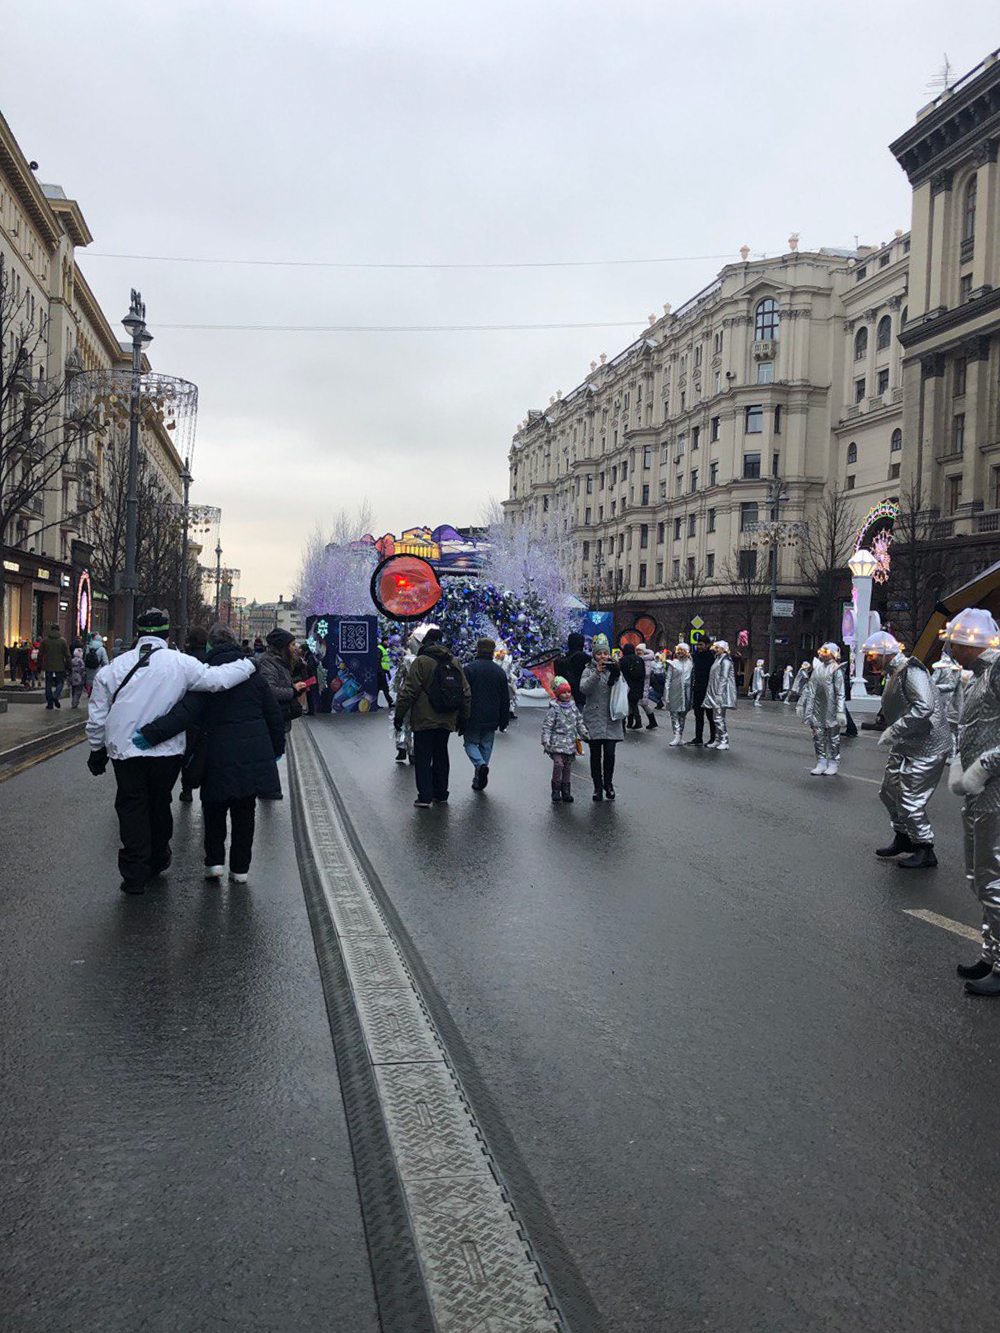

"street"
[4, 702, 1000, 1332]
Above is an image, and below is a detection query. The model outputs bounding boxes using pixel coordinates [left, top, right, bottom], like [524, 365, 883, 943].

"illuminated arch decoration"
[76, 570, 92, 637]
[855, 499, 899, 585]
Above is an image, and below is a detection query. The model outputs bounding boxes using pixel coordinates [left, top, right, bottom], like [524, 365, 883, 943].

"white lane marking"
[903, 908, 981, 943]
[840, 772, 881, 786]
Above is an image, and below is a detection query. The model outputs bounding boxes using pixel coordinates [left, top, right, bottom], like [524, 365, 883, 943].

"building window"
[738, 548, 758, 578]
[657, 521, 665, 544]
[740, 501, 758, 531]
[714, 331, 723, 355]
[953, 413, 965, 456]
[610, 465, 617, 485]
[586, 473, 594, 493]
[855, 378, 866, 403]
[673, 517, 682, 540]
[692, 425, 700, 451]
[694, 345, 703, 367]
[663, 399, 670, 422]
[611, 500, 617, 516]
[690, 469, 698, 492]
[598, 505, 604, 521]
[585, 506, 592, 524]
[855, 266, 867, 281]
[710, 416, 720, 443]
[954, 358, 967, 396]
[686, 556, 696, 580]
[992, 465, 1000, 511]
[876, 316, 892, 350]
[708, 508, 717, 533]
[774, 405, 782, 435]
[643, 446, 652, 469]
[961, 274, 973, 302]
[709, 461, 719, 487]
[687, 514, 697, 537]
[640, 523, 649, 549]
[677, 433, 686, 456]
[655, 561, 664, 583]
[714, 371, 722, 394]
[891, 428, 902, 453]
[639, 563, 647, 588]
[680, 391, 686, 411]
[543, 496, 549, 512]
[659, 480, 667, 499]
[877, 368, 889, 395]
[846, 474, 856, 490]
[889, 462, 900, 480]
[619, 533, 625, 554]
[847, 441, 858, 465]
[948, 474, 962, 514]
[582, 540, 590, 560]
[622, 460, 629, 480]
[638, 484, 647, 504]
[676, 473, 683, 493]
[772, 453, 781, 477]
[743, 452, 762, 479]
[754, 297, 779, 341]
[706, 552, 715, 577]
[854, 327, 868, 360]
[672, 559, 680, 581]
[757, 361, 774, 384]
[745, 404, 764, 434]
[963, 174, 978, 243]
[599, 471, 605, 489]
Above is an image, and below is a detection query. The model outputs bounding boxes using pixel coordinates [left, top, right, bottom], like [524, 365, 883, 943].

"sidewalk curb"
[0, 719, 87, 772]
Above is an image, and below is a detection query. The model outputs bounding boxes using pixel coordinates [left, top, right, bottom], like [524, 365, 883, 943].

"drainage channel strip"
[288, 728, 569, 1333]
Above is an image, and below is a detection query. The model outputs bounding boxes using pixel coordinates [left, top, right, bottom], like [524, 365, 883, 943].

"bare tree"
[0, 256, 96, 633]
[799, 486, 858, 643]
[660, 561, 706, 645]
[888, 480, 947, 651]
[722, 547, 772, 661]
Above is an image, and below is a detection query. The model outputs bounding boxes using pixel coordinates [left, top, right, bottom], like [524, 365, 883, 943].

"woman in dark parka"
[138, 623, 285, 882]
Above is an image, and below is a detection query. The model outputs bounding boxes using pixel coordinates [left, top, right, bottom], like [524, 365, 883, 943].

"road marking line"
[290, 729, 567, 1333]
[903, 908, 981, 943]
[840, 772, 881, 785]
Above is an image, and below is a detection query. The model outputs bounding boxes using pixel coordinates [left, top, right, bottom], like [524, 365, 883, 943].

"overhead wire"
[156, 320, 648, 332]
[88, 250, 739, 271]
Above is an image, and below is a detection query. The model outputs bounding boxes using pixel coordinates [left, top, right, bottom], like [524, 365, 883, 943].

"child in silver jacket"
[542, 676, 589, 803]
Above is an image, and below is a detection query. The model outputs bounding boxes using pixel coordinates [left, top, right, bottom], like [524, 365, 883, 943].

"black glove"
[87, 746, 109, 776]
[607, 663, 621, 683]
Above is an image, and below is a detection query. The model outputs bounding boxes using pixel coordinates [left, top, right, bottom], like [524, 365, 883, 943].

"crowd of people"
[4, 627, 109, 708]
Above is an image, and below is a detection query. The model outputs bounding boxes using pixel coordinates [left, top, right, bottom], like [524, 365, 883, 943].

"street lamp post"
[120, 291, 152, 645]
[848, 548, 878, 697]
[215, 539, 223, 620]
[178, 456, 193, 649]
[765, 476, 788, 677]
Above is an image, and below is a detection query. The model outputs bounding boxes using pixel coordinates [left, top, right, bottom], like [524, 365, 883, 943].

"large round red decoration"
[633, 615, 658, 643]
[619, 628, 642, 648]
[370, 555, 442, 620]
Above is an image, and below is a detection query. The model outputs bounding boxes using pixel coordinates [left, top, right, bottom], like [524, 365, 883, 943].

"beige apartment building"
[1, 109, 184, 648]
[506, 46, 1000, 659]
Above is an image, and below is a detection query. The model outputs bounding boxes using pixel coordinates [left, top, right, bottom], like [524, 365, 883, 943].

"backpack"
[85, 647, 100, 669]
[427, 655, 465, 713]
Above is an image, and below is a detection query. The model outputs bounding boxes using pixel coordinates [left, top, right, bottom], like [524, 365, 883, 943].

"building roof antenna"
[926, 54, 954, 94]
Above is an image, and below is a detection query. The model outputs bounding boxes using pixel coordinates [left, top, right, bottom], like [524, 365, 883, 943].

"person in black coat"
[554, 631, 590, 709]
[137, 624, 285, 883]
[688, 637, 717, 746]
[462, 637, 510, 791]
[619, 642, 646, 730]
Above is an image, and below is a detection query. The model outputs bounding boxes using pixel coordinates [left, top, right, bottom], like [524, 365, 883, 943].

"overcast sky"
[3, 1, 998, 600]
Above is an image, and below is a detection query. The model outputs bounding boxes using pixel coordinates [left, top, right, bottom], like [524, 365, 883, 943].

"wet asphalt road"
[4, 703, 1000, 1333]
[310, 702, 1000, 1333]
[0, 749, 378, 1333]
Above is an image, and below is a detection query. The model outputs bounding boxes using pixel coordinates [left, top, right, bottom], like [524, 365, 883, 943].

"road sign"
[691, 615, 704, 629]
[772, 599, 794, 619]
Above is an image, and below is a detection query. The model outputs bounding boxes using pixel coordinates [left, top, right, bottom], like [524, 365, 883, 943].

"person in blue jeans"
[462, 637, 511, 791]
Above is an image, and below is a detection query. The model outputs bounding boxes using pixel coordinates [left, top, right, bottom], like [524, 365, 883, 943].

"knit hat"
[266, 628, 294, 650]
[553, 675, 572, 699]
[941, 608, 1000, 648]
[137, 607, 170, 635]
[591, 634, 610, 654]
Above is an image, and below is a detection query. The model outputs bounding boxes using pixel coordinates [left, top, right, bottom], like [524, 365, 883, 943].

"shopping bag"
[609, 676, 629, 722]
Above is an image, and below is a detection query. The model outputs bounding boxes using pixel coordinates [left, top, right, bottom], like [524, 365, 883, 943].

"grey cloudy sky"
[3, 1, 998, 599]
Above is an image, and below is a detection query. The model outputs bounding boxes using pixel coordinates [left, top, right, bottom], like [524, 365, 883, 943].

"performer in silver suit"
[931, 649, 968, 746]
[941, 609, 1000, 996]
[787, 660, 811, 705]
[781, 663, 794, 702]
[798, 642, 846, 776]
[865, 631, 950, 869]
[704, 640, 737, 751]
[749, 658, 766, 707]
[665, 642, 693, 746]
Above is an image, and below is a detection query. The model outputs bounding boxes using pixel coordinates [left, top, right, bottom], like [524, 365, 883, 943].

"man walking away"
[554, 631, 590, 709]
[619, 642, 646, 730]
[38, 622, 72, 709]
[85, 608, 255, 895]
[687, 637, 717, 746]
[376, 641, 394, 709]
[463, 637, 510, 791]
[393, 628, 471, 808]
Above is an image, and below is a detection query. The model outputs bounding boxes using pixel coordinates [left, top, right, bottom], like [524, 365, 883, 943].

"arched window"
[854, 327, 868, 361]
[847, 441, 858, 465]
[891, 429, 902, 453]
[876, 316, 892, 351]
[963, 174, 978, 242]
[754, 298, 780, 341]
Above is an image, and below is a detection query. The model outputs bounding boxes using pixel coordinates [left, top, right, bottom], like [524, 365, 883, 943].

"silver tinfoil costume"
[931, 652, 968, 750]
[750, 661, 765, 705]
[705, 652, 737, 746]
[799, 658, 845, 765]
[956, 649, 1000, 967]
[665, 656, 693, 744]
[787, 663, 811, 705]
[878, 652, 950, 846]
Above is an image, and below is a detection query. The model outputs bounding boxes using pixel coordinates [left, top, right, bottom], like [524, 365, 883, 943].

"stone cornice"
[899, 285, 1000, 352]
[72, 265, 122, 363]
[890, 52, 1000, 186]
[0, 110, 62, 251]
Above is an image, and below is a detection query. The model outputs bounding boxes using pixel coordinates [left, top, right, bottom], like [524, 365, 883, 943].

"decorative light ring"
[76, 570, 92, 637]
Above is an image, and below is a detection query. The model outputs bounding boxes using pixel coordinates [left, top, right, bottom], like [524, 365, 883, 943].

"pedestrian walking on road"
[637, 645, 659, 729]
[750, 659, 766, 707]
[781, 663, 794, 701]
[392, 623, 432, 764]
[580, 634, 625, 801]
[665, 643, 693, 745]
[85, 607, 255, 895]
[798, 643, 846, 776]
[704, 640, 737, 751]
[392, 629, 471, 808]
[462, 637, 510, 792]
[376, 641, 394, 709]
[542, 676, 589, 802]
[257, 629, 308, 799]
[687, 638, 717, 746]
[553, 631, 589, 709]
[69, 647, 87, 709]
[868, 630, 950, 869]
[37, 623, 71, 709]
[619, 642, 646, 731]
[137, 624, 285, 885]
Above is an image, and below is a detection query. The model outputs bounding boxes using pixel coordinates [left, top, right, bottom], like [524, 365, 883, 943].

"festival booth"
[306, 614, 380, 712]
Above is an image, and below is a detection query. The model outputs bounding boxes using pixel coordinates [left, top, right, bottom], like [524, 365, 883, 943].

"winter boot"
[823, 762, 839, 777]
[478, 764, 489, 790]
[592, 788, 604, 801]
[964, 969, 1000, 997]
[669, 724, 683, 747]
[395, 747, 408, 764]
[876, 832, 914, 859]
[604, 785, 616, 799]
[715, 739, 730, 752]
[897, 845, 938, 870]
[551, 787, 563, 803]
[561, 784, 574, 803]
[645, 714, 658, 730]
[810, 758, 828, 776]
[957, 957, 993, 980]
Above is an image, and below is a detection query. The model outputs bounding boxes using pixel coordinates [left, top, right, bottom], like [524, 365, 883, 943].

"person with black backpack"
[392, 628, 471, 808]
[83, 632, 108, 697]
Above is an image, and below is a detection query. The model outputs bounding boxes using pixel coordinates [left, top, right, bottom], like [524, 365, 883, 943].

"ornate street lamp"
[848, 547, 878, 697]
[120, 291, 152, 645]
